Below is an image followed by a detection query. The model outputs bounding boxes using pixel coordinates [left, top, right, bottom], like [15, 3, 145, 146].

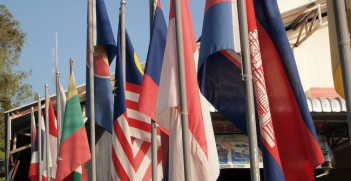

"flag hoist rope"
[237, 0, 261, 180]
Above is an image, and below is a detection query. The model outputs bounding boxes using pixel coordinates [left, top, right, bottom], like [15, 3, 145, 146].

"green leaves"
[0, 5, 35, 165]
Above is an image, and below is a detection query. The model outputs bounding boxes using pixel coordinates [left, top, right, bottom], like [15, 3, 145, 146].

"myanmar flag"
[56, 72, 91, 181]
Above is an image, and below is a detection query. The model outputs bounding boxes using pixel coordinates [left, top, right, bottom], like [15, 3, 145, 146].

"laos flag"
[139, 0, 167, 122]
[86, 0, 116, 133]
[197, 0, 325, 180]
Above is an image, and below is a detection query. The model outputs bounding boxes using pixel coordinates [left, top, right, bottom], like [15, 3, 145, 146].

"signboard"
[213, 120, 243, 134]
[215, 134, 263, 168]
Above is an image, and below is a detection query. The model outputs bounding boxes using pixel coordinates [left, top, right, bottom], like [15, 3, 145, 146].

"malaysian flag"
[111, 20, 163, 181]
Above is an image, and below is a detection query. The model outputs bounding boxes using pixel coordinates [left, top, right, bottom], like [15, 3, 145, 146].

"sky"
[3, 0, 206, 103]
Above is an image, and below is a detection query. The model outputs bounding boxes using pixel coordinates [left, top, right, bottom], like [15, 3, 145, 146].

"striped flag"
[197, 0, 325, 180]
[41, 111, 51, 181]
[85, 0, 117, 133]
[56, 72, 91, 181]
[111, 21, 163, 181]
[156, 0, 220, 180]
[28, 121, 40, 181]
[28, 111, 49, 181]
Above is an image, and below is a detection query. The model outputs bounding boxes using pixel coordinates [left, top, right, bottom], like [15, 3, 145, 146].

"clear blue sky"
[3, 0, 205, 103]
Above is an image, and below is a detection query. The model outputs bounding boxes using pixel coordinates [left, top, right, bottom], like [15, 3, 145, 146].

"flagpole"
[31, 107, 34, 155]
[56, 70, 61, 156]
[237, 0, 261, 180]
[174, 0, 192, 180]
[88, 0, 97, 178]
[121, 0, 126, 88]
[45, 84, 51, 181]
[149, 1, 158, 180]
[38, 94, 42, 181]
[6, 113, 11, 178]
[332, 0, 351, 148]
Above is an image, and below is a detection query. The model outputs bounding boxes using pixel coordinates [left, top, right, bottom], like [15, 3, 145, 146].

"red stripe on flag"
[128, 118, 152, 133]
[112, 145, 131, 181]
[134, 141, 151, 171]
[126, 100, 139, 110]
[113, 119, 135, 167]
[126, 82, 141, 94]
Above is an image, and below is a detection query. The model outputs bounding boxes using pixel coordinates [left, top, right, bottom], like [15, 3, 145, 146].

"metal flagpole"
[38, 94, 43, 181]
[174, 0, 192, 180]
[6, 113, 11, 178]
[332, 0, 351, 148]
[237, 0, 261, 180]
[88, 0, 97, 177]
[121, 0, 126, 87]
[149, 1, 158, 180]
[31, 107, 34, 155]
[45, 84, 51, 181]
[56, 70, 61, 155]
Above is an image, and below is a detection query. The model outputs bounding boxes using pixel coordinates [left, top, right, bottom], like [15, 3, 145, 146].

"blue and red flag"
[138, 0, 169, 178]
[198, 0, 325, 180]
[139, 0, 167, 122]
[85, 0, 116, 133]
[111, 20, 164, 180]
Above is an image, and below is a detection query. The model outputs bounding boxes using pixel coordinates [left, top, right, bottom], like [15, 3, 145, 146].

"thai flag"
[139, 0, 167, 122]
[85, 0, 116, 133]
[28, 111, 48, 181]
[111, 20, 163, 181]
[198, 0, 325, 180]
[156, 0, 220, 180]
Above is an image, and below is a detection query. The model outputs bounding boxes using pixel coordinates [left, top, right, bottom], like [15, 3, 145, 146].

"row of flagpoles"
[22, 0, 334, 180]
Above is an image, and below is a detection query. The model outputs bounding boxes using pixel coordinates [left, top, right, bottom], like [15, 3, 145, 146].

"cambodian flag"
[198, 0, 325, 180]
[139, 0, 167, 122]
[86, 0, 116, 133]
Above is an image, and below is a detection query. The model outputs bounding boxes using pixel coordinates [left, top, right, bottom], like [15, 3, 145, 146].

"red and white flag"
[48, 101, 58, 180]
[156, 0, 219, 180]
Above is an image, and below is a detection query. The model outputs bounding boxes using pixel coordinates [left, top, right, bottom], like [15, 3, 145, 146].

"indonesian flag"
[156, 0, 219, 180]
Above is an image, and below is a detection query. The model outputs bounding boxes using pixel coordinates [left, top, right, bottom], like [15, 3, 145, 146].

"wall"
[286, 16, 334, 92]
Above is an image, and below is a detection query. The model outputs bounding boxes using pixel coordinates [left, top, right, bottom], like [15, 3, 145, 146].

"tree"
[0, 4, 34, 177]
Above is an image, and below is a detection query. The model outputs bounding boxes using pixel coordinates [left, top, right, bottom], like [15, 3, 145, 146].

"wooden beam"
[10, 144, 31, 154]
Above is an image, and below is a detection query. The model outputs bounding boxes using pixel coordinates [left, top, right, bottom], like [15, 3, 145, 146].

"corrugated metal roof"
[210, 97, 346, 113]
[307, 97, 346, 112]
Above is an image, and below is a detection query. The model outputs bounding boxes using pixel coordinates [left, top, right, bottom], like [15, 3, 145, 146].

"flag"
[111, 20, 163, 181]
[48, 101, 57, 180]
[327, 0, 351, 99]
[56, 72, 91, 181]
[197, 0, 325, 180]
[139, 0, 167, 122]
[156, 0, 219, 180]
[28, 123, 40, 181]
[28, 111, 48, 181]
[85, 0, 117, 133]
[59, 80, 66, 121]
[32, 112, 37, 147]
[42, 111, 51, 181]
